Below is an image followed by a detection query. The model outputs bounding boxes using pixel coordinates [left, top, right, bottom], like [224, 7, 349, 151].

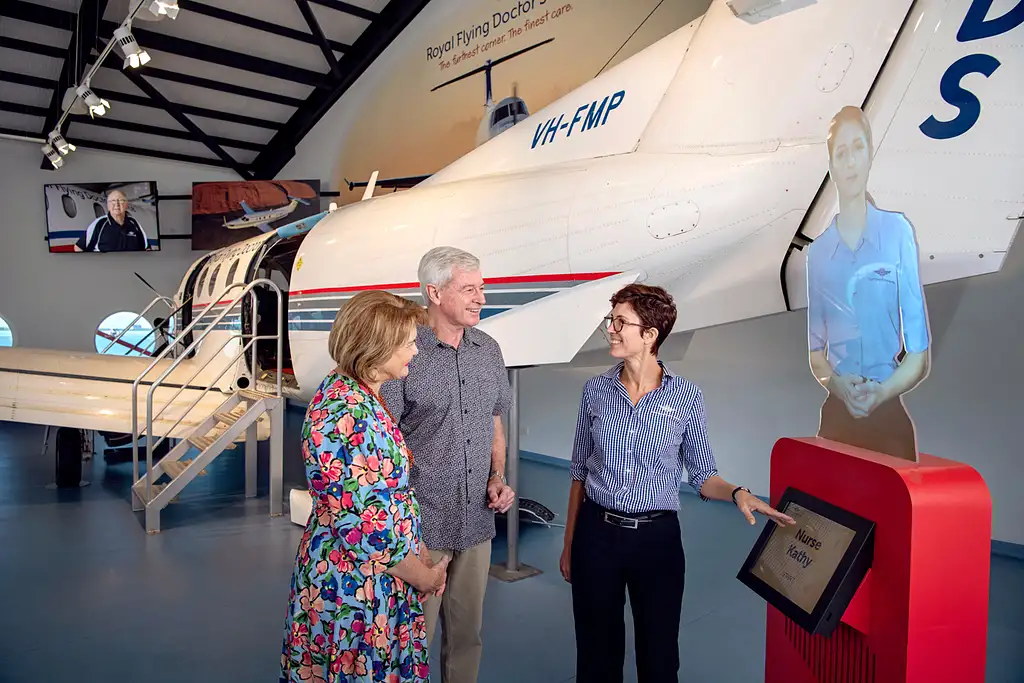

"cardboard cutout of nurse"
[806, 106, 931, 463]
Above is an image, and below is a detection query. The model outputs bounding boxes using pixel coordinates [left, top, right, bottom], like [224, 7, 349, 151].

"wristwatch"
[489, 470, 506, 485]
[731, 486, 751, 505]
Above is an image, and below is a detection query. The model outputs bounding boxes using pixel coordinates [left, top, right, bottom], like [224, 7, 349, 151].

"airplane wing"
[0, 347, 263, 438]
[345, 174, 431, 191]
[476, 270, 644, 367]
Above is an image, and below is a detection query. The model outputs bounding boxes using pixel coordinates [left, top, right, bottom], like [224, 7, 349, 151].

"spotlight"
[41, 143, 64, 169]
[114, 24, 151, 69]
[47, 130, 76, 156]
[76, 83, 110, 118]
[146, 0, 179, 19]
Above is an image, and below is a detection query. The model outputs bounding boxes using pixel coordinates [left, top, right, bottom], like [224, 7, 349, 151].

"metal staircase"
[129, 279, 286, 533]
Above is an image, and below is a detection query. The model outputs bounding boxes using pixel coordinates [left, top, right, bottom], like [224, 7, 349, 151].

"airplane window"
[95, 311, 154, 357]
[93, 202, 106, 219]
[61, 194, 77, 219]
[0, 315, 13, 347]
[195, 266, 208, 300]
[226, 259, 239, 285]
[208, 263, 222, 298]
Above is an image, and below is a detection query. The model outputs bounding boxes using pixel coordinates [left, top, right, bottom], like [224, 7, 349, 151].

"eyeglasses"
[603, 315, 647, 333]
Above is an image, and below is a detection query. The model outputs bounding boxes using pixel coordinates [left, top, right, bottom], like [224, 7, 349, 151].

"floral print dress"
[281, 372, 429, 683]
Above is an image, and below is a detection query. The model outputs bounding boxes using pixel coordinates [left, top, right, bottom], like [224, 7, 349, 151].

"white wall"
[0, 138, 236, 351]
[519, 231, 1024, 545]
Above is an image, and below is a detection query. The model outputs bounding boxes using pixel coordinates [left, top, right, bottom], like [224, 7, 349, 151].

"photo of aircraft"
[0, 0, 1020, 529]
[223, 196, 308, 232]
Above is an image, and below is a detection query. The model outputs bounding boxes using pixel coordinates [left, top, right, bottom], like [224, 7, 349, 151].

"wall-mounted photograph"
[43, 181, 160, 253]
[191, 179, 321, 251]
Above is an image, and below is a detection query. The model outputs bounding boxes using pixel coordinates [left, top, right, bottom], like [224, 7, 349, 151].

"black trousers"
[571, 498, 686, 683]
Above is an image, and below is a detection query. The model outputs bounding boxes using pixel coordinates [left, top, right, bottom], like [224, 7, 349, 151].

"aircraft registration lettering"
[531, 89, 626, 149]
[920, 0, 1023, 140]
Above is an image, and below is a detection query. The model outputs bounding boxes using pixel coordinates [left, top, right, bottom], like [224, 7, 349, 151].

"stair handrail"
[130, 279, 283, 504]
[100, 295, 175, 355]
[108, 295, 195, 359]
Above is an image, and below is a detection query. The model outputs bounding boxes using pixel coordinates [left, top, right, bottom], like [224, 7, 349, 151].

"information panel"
[738, 487, 874, 636]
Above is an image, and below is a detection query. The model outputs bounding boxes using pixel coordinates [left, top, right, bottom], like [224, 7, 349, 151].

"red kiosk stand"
[740, 437, 991, 683]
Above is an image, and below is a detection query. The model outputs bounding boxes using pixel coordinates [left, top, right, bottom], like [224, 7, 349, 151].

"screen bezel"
[43, 181, 161, 253]
[736, 486, 874, 636]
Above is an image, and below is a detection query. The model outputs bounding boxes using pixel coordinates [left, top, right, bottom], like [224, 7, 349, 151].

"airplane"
[1, 0, 1021, 528]
[223, 196, 308, 232]
[347, 38, 553, 194]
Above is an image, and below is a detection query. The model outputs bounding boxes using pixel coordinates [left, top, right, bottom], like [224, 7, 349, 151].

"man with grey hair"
[381, 245, 514, 683]
[74, 189, 151, 252]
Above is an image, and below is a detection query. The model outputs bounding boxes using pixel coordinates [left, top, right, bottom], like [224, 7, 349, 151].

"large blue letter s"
[919, 53, 1000, 140]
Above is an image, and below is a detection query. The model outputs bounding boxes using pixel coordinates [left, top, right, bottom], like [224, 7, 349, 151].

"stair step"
[213, 410, 242, 426]
[137, 482, 167, 503]
[165, 458, 208, 478]
[239, 389, 277, 401]
[189, 434, 218, 451]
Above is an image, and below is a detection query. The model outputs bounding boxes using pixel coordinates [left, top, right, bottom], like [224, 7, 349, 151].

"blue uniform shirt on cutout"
[806, 202, 930, 382]
[570, 361, 719, 514]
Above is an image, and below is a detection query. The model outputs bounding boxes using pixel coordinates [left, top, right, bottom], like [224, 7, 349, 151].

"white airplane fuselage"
[2, 0, 1020, 438]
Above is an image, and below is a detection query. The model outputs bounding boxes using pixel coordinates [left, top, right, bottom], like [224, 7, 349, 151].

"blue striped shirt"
[570, 361, 719, 514]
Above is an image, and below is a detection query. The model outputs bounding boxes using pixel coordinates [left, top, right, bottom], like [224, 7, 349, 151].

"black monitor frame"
[736, 486, 874, 637]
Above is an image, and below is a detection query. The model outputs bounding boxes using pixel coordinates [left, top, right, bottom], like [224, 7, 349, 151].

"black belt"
[587, 499, 672, 530]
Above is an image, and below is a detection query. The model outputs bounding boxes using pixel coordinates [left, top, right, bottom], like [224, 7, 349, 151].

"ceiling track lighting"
[41, 143, 64, 169]
[76, 82, 111, 118]
[47, 130, 76, 156]
[114, 23, 151, 69]
[42, 0, 182, 168]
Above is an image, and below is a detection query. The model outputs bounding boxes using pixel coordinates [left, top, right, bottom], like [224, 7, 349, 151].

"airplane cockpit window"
[95, 311, 154, 357]
[0, 315, 13, 347]
[492, 104, 509, 125]
[93, 202, 105, 219]
[226, 259, 239, 286]
[208, 264, 222, 298]
[60, 194, 77, 219]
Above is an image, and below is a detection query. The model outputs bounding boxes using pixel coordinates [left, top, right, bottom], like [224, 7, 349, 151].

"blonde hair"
[328, 290, 427, 384]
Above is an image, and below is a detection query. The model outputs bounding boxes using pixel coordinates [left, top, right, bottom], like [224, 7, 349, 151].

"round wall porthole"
[95, 311, 154, 357]
[0, 315, 13, 347]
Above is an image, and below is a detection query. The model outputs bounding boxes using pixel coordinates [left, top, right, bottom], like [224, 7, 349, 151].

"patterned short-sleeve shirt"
[380, 324, 511, 552]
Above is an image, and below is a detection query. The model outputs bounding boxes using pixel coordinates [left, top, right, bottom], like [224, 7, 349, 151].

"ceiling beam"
[0, 37, 304, 108]
[0, 2, 332, 88]
[0, 70, 52, 90]
[122, 69, 252, 179]
[0, 36, 66, 59]
[307, 0, 378, 22]
[69, 115, 264, 151]
[93, 90, 282, 130]
[100, 21, 333, 88]
[178, 0, 349, 53]
[0, 101, 47, 118]
[134, 67, 306, 108]
[252, 0, 432, 178]
[295, 0, 342, 80]
[0, 126, 234, 168]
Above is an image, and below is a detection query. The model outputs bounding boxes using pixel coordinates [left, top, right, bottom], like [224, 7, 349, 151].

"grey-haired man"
[381, 246, 514, 683]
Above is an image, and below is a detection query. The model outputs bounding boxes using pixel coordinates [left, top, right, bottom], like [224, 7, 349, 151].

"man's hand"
[487, 476, 516, 513]
[735, 490, 796, 527]
[828, 373, 870, 418]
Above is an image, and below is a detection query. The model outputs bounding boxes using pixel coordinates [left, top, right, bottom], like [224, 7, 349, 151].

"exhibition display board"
[761, 437, 991, 683]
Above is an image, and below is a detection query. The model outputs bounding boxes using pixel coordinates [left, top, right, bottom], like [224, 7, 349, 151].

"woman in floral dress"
[282, 291, 449, 683]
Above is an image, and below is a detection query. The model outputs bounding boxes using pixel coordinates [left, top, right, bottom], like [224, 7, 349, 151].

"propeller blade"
[134, 272, 163, 298]
[430, 38, 554, 92]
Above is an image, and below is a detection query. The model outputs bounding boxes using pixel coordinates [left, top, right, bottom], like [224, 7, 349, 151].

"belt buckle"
[605, 511, 638, 529]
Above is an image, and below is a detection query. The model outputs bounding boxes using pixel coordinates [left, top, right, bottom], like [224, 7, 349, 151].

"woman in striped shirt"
[560, 283, 794, 683]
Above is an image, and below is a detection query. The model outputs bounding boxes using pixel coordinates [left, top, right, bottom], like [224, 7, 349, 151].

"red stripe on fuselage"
[288, 272, 620, 298]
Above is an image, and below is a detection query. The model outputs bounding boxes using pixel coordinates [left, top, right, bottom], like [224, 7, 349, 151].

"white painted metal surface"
[3, 0, 1022, 436]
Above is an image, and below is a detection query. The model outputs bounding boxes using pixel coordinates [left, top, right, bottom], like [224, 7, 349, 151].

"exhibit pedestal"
[765, 437, 991, 683]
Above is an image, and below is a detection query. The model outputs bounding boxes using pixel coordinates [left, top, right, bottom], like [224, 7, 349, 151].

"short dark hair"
[610, 283, 677, 355]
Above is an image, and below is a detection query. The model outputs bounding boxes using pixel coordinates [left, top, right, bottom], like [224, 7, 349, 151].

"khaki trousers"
[423, 539, 491, 683]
